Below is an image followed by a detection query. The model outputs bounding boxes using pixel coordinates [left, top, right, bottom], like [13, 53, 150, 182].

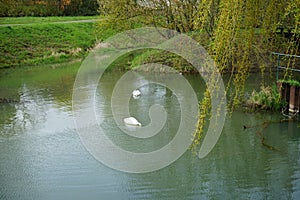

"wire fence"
[272, 52, 300, 81]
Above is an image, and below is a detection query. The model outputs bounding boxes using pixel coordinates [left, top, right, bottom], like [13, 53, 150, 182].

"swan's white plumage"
[123, 117, 141, 126]
[132, 89, 141, 98]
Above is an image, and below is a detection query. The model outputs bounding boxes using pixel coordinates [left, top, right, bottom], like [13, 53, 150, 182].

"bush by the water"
[246, 86, 285, 111]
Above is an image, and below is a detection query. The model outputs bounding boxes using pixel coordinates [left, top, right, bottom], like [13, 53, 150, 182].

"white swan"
[123, 117, 141, 126]
[132, 89, 141, 98]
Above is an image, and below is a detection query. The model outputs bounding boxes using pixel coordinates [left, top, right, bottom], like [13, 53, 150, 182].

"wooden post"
[277, 81, 282, 95]
[289, 85, 296, 113]
[277, 81, 290, 112]
[277, 81, 287, 101]
[295, 86, 300, 112]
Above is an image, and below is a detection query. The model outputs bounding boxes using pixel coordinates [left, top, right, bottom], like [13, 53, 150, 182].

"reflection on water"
[0, 64, 299, 199]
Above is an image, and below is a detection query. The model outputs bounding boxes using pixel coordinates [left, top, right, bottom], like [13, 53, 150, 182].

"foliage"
[98, 0, 199, 31]
[0, 0, 61, 16]
[130, 49, 195, 73]
[247, 86, 285, 111]
[96, 0, 146, 41]
[97, 0, 299, 88]
[63, 0, 99, 16]
[191, 89, 211, 151]
[0, 0, 99, 17]
[278, 79, 300, 87]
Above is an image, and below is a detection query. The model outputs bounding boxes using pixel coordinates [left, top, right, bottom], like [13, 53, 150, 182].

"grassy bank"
[0, 17, 100, 68]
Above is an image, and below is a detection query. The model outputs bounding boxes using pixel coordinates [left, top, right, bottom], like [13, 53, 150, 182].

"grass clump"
[246, 85, 285, 111]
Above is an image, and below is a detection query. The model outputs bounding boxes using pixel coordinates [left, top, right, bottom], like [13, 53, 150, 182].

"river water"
[0, 63, 299, 200]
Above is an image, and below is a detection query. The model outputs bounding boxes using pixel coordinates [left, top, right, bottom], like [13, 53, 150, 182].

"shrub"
[247, 85, 285, 111]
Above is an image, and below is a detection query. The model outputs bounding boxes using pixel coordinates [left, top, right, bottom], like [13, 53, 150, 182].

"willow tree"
[97, 0, 201, 38]
[192, 0, 300, 147]
[97, 0, 297, 76]
[205, 0, 285, 105]
[204, 0, 298, 105]
[280, 0, 300, 80]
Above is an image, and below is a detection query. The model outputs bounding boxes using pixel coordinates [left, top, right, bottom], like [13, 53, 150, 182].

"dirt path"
[0, 19, 100, 27]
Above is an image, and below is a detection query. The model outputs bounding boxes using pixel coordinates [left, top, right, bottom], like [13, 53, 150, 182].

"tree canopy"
[0, 0, 99, 16]
[98, 0, 299, 94]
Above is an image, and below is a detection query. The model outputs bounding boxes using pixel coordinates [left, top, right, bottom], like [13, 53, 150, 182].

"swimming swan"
[123, 117, 141, 126]
[132, 89, 141, 98]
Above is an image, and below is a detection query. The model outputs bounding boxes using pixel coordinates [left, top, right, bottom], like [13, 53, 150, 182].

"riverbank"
[0, 16, 100, 68]
[0, 16, 294, 74]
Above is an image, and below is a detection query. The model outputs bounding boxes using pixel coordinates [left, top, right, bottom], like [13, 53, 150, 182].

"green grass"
[0, 18, 100, 68]
[0, 16, 98, 25]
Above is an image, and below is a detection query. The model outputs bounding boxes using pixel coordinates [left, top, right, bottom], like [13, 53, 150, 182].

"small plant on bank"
[246, 85, 285, 111]
[278, 79, 300, 87]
